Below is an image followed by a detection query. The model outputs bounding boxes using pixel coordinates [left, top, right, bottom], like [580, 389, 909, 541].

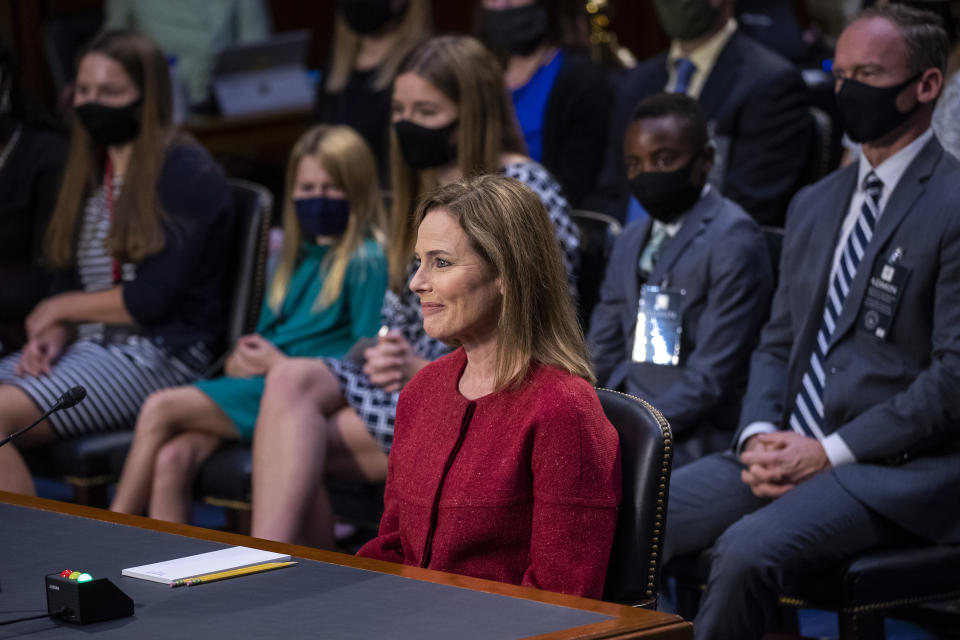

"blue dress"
[510, 50, 564, 163]
[195, 238, 387, 439]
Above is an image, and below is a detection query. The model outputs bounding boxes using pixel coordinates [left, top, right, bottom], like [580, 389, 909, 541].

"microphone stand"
[0, 403, 63, 449]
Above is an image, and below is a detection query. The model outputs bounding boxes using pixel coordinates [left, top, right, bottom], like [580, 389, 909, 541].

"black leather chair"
[570, 210, 623, 332]
[669, 534, 960, 638]
[597, 388, 673, 608]
[25, 178, 273, 506]
[805, 105, 836, 185]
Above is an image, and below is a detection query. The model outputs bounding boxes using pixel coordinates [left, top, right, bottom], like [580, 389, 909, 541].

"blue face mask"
[294, 197, 351, 238]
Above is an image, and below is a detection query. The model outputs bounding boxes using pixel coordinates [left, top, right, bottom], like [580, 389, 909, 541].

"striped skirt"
[0, 337, 205, 440]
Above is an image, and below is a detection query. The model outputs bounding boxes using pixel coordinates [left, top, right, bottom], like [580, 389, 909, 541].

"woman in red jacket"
[356, 174, 621, 599]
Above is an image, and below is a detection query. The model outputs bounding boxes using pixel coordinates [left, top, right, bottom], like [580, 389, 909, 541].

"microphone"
[0, 386, 87, 448]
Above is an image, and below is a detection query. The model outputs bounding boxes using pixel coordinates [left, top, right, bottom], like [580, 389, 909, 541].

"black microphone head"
[58, 386, 87, 409]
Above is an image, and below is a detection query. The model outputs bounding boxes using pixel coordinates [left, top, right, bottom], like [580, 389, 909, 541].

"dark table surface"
[0, 493, 691, 639]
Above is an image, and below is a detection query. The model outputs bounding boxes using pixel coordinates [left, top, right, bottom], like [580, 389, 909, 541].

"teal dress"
[194, 238, 387, 439]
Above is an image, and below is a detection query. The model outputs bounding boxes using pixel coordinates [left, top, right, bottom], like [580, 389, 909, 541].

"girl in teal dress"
[110, 125, 388, 523]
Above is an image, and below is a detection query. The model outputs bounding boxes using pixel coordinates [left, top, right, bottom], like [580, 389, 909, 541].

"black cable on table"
[0, 608, 69, 625]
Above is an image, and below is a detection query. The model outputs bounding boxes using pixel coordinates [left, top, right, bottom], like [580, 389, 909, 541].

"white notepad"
[122, 546, 291, 585]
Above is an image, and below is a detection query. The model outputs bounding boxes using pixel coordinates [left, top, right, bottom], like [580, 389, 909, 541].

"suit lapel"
[648, 190, 716, 286]
[698, 34, 741, 118]
[828, 138, 942, 350]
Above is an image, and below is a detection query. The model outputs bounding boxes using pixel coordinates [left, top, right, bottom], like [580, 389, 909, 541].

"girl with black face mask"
[0, 29, 235, 497]
[242, 35, 581, 549]
[316, 0, 432, 187]
[479, 0, 613, 208]
[111, 125, 388, 525]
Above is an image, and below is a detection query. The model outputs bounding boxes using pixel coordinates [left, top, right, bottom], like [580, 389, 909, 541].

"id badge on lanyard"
[631, 284, 685, 366]
[104, 159, 129, 283]
[857, 247, 909, 341]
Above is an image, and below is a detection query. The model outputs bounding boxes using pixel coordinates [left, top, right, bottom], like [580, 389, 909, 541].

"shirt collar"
[667, 18, 738, 82]
[857, 127, 934, 194]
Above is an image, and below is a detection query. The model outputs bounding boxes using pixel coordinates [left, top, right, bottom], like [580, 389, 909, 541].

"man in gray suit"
[588, 93, 773, 467]
[662, 6, 960, 639]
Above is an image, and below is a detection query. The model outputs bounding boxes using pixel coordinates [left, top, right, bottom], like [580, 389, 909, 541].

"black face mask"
[295, 196, 351, 237]
[339, 0, 406, 35]
[836, 73, 922, 144]
[74, 101, 141, 147]
[483, 4, 549, 57]
[393, 119, 457, 170]
[628, 155, 704, 223]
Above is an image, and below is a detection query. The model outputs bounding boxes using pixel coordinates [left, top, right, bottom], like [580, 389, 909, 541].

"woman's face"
[73, 52, 140, 108]
[391, 72, 457, 129]
[411, 209, 502, 348]
[292, 155, 346, 200]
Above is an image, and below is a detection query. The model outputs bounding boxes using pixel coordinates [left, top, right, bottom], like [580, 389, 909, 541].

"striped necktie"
[790, 171, 884, 439]
[673, 58, 697, 95]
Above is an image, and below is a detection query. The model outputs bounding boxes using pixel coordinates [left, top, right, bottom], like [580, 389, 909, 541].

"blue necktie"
[790, 172, 884, 439]
[673, 58, 697, 95]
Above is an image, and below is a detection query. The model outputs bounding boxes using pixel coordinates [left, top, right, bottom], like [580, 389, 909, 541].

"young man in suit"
[662, 6, 960, 639]
[587, 0, 812, 227]
[587, 93, 773, 467]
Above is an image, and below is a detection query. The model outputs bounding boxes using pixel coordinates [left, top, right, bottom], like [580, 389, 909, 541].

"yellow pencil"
[170, 561, 296, 587]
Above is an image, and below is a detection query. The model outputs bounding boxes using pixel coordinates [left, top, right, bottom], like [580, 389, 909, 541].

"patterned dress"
[324, 160, 579, 452]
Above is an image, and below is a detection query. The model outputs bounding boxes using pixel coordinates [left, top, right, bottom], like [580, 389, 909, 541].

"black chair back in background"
[597, 388, 673, 608]
[571, 210, 623, 333]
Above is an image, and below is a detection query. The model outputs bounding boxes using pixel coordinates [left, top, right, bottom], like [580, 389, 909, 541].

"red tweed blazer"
[357, 348, 621, 599]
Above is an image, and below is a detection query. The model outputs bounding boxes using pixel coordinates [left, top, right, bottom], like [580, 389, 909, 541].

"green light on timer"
[76, 573, 93, 583]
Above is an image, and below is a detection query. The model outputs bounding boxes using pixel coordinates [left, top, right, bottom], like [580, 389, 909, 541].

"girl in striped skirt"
[0, 30, 232, 495]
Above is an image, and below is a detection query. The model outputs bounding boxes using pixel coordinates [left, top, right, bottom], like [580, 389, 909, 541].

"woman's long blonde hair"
[414, 175, 594, 390]
[46, 29, 174, 268]
[387, 35, 525, 293]
[268, 125, 385, 312]
[325, 0, 432, 94]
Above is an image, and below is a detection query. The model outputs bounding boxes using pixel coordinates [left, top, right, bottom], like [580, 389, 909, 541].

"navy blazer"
[737, 136, 960, 544]
[586, 30, 813, 227]
[588, 188, 773, 435]
[540, 51, 613, 209]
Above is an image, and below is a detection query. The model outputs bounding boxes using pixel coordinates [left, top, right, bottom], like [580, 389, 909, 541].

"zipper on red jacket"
[420, 401, 476, 569]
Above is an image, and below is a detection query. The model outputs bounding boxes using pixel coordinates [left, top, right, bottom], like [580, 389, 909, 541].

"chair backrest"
[597, 388, 673, 607]
[571, 210, 623, 331]
[225, 179, 273, 347]
[805, 106, 835, 185]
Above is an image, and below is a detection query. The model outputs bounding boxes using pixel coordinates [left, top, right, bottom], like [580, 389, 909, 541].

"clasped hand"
[363, 329, 416, 393]
[739, 432, 830, 498]
[224, 334, 284, 378]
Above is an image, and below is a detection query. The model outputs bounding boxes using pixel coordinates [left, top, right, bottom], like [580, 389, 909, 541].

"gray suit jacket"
[737, 136, 960, 544]
[589, 188, 773, 436]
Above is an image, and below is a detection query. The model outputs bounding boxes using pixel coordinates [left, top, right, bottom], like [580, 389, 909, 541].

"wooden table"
[0, 492, 691, 639]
